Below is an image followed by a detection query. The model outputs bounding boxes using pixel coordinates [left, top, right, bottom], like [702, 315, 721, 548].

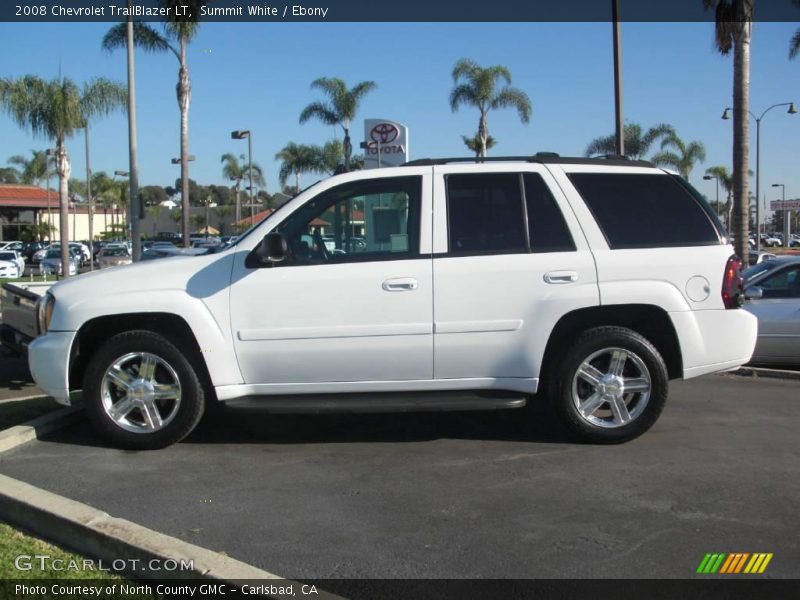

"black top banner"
[2, 0, 800, 23]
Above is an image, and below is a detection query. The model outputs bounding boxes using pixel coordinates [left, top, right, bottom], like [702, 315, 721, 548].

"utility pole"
[126, 0, 142, 261]
[612, 0, 625, 156]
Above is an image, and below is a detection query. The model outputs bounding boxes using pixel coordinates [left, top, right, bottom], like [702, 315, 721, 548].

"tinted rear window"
[568, 173, 720, 249]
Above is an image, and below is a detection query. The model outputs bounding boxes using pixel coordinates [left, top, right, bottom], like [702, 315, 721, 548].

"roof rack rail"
[402, 154, 653, 167]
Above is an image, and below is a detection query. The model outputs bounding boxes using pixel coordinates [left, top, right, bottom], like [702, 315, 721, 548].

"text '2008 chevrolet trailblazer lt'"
[28, 155, 757, 449]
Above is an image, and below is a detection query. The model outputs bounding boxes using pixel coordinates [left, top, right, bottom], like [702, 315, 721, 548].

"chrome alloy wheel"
[571, 347, 651, 429]
[100, 352, 182, 434]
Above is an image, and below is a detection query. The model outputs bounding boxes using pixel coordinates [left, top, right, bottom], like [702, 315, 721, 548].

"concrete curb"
[0, 473, 284, 582]
[0, 405, 82, 453]
[0, 393, 50, 404]
[728, 366, 800, 382]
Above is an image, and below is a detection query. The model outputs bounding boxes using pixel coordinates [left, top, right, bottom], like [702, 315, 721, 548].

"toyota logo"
[370, 123, 399, 144]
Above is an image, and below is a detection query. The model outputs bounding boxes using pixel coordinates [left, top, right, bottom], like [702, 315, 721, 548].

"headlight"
[36, 292, 56, 335]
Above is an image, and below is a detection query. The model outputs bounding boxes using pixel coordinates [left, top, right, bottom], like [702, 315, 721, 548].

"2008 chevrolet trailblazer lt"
[28, 155, 758, 449]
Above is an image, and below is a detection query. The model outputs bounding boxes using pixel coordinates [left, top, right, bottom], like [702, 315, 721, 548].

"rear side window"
[446, 173, 526, 254]
[568, 173, 721, 249]
[524, 173, 575, 253]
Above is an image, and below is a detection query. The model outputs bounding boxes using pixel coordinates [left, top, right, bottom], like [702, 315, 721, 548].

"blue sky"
[1, 21, 799, 214]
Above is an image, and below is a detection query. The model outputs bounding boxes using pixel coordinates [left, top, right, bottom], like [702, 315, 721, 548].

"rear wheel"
[547, 326, 668, 443]
[84, 330, 205, 450]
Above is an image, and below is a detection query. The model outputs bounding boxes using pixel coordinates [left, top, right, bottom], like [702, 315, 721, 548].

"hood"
[49, 247, 236, 305]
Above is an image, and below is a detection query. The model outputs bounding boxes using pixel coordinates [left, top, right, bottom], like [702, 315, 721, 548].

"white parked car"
[28, 155, 758, 449]
[0, 257, 20, 278]
[0, 250, 25, 273]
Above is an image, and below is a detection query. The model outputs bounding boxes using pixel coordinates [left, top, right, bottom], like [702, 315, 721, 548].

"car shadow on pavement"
[37, 400, 576, 449]
[0, 355, 39, 395]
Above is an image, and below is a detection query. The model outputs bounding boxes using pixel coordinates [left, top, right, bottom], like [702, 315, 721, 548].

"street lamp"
[231, 130, 255, 225]
[722, 102, 797, 251]
[772, 183, 788, 241]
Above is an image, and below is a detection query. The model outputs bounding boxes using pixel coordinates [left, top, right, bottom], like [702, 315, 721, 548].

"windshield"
[104, 248, 128, 257]
[45, 250, 61, 259]
[744, 260, 781, 283]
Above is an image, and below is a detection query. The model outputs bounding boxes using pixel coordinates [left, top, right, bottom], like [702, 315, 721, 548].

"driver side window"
[276, 176, 422, 266]
[759, 266, 800, 298]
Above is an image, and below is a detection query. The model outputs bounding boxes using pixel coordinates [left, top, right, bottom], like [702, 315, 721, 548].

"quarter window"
[757, 266, 800, 298]
[524, 173, 575, 253]
[568, 173, 720, 249]
[275, 176, 421, 265]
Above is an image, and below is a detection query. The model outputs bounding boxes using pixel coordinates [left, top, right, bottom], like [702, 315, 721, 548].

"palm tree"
[299, 77, 376, 172]
[704, 0, 754, 265]
[102, 1, 208, 247]
[462, 132, 497, 158]
[0, 76, 126, 274]
[0, 168, 18, 184]
[790, 0, 800, 58]
[220, 154, 265, 221]
[308, 139, 363, 175]
[276, 142, 319, 191]
[449, 58, 532, 158]
[7, 150, 52, 185]
[650, 133, 706, 179]
[584, 123, 675, 160]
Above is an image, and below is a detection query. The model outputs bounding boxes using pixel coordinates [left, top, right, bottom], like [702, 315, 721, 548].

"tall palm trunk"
[732, 21, 751, 265]
[343, 122, 352, 172]
[478, 109, 488, 158]
[178, 39, 191, 247]
[56, 138, 71, 276]
[295, 169, 300, 192]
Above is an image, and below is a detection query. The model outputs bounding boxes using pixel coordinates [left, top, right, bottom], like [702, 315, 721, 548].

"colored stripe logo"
[696, 553, 773, 574]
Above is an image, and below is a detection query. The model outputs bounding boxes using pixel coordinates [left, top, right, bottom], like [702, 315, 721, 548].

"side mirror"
[744, 286, 763, 300]
[258, 232, 288, 264]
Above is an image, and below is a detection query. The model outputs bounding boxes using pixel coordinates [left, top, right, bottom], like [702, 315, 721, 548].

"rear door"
[747, 263, 800, 362]
[431, 164, 598, 391]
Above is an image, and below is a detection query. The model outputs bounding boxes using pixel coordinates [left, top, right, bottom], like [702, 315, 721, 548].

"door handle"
[382, 278, 418, 292]
[544, 270, 579, 284]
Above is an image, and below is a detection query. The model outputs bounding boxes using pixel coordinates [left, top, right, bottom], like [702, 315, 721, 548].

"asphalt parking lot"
[0, 373, 797, 580]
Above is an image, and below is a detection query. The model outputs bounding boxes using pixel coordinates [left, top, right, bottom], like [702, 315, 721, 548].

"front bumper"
[28, 331, 76, 405]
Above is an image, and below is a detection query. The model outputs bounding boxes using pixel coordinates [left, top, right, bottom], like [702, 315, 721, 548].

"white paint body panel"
[27, 162, 758, 405]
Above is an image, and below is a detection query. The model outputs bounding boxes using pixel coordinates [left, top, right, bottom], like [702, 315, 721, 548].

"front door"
[229, 172, 434, 386]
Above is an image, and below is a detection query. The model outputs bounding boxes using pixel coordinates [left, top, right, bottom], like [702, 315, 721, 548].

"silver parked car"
[97, 246, 132, 269]
[39, 249, 78, 276]
[744, 256, 800, 366]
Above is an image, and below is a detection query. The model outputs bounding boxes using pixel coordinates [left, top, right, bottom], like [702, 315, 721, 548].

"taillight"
[722, 255, 744, 309]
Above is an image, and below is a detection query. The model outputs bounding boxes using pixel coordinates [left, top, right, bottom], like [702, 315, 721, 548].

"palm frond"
[449, 84, 478, 113]
[452, 58, 480, 82]
[491, 87, 532, 123]
[81, 78, 127, 121]
[299, 101, 339, 125]
[650, 151, 681, 169]
[790, 29, 800, 59]
[102, 22, 175, 58]
[584, 133, 617, 157]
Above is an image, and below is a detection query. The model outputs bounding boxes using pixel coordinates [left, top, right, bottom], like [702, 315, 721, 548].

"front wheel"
[84, 330, 205, 450]
[546, 326, 669, 444]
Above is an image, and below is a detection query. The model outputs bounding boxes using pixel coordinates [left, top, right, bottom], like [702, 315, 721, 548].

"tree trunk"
[732, 18, 751, 266]
[178, 39, 192, 248]
[478, 110, 488, 159]
[295, 169, 300, 192]
[56, 138, 71, 278]
[343, 126, 352, 173]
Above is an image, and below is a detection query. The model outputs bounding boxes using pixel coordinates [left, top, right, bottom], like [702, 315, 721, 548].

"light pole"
[231, 131, 254, 225]
[722, 102, 797, 252]
[360, 140, 382, 168]
[171, 156, 195, 239]
[114, 170, 129, 240]
[703, 174, 720, 219]
[611, 0, 624, 156]
[125, 0, 142, 262]
[772, 183, 788, 241]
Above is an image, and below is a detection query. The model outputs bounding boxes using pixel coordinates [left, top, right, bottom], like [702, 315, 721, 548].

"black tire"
[83, 330, 205, 450]
[546, 326, 668, 444]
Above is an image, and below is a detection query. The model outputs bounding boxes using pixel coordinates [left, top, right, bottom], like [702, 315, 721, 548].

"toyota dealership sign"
[363, 119, 409, 168]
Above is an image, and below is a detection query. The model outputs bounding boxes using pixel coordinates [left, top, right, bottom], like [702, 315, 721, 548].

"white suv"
[29, 156, 758, 449]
